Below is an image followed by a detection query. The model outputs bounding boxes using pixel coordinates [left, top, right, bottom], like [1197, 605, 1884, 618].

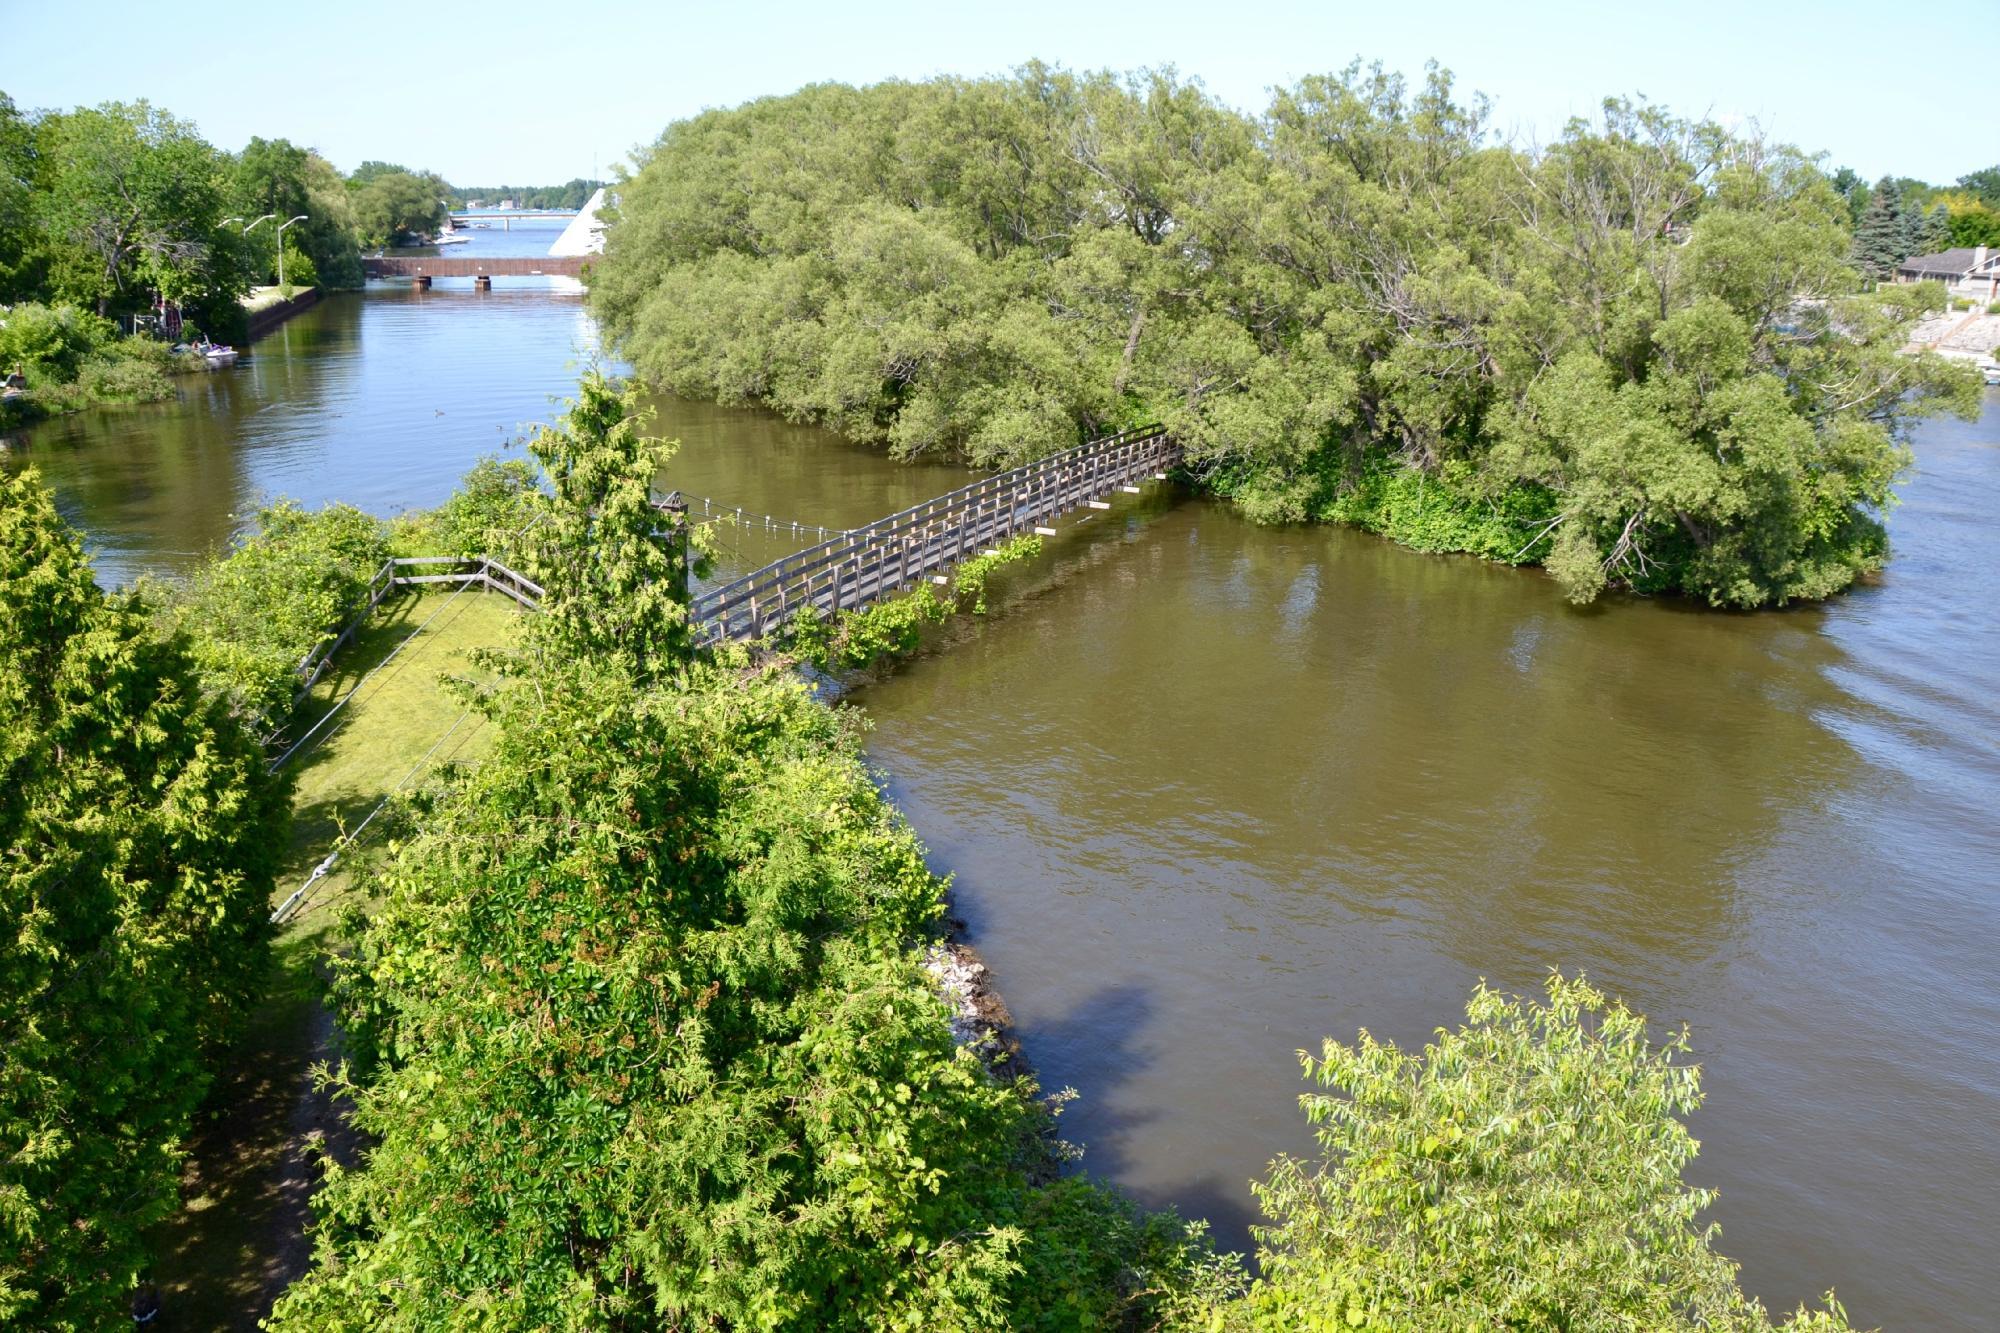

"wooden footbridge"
[690, 424, 1179, 644]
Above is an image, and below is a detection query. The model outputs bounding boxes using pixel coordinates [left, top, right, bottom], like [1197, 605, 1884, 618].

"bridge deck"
[362, 255, 591, 278]
[693, 425, 1178, 644]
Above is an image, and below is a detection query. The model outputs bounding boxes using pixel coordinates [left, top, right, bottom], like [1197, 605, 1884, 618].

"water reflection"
[847, 399, 2000, 1329]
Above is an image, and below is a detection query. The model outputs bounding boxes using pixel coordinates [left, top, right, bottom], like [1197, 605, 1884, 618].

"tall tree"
[523, 371, 695, 682]
[1849, 177, 1906, 281]
[0, 92, 40, 302]
[229, 137, 364, 288]
[1955, 164, 2000, 207]
[32, 101, 237, 319]
[0, 468, 289, 1328]
[349, 168, 447, 247]
[1917, 201, 1954, 256]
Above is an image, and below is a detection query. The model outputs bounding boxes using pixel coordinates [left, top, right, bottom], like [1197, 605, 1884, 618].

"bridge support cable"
[269, 706, 488, 925]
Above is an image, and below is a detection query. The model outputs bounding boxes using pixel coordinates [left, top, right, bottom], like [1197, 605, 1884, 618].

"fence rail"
[293, 555, 543, 700]
[692, 425, 1177, 644]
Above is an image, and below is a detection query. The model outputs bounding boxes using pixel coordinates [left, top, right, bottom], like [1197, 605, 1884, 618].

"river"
[5, 247, 1995, 1329]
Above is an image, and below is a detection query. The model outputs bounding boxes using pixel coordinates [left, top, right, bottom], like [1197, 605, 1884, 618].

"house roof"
[1899, 247, 1994, 278]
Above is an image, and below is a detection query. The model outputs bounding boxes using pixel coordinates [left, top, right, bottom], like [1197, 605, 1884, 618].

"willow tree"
[594, 66, 1978, 608]
[0, 469, 288, 1327]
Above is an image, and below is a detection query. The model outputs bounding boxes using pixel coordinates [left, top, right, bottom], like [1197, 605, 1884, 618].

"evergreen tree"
[0, 469, 289, 1327]
[1919, 202, 1954, 256]
[523, 370, 697, 683]
[1852, 176, 1908, 280]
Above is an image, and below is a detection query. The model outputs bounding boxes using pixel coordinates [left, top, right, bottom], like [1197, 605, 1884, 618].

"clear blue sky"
[2, 0, 1990, 187]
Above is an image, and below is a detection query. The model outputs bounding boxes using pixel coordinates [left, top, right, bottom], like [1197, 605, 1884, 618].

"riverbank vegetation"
[0, 468, 289, 1328]
[5, 376, 1873, 1326]
[592, 66, 1982, 608]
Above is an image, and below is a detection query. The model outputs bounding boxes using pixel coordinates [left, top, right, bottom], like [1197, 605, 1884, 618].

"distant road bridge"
[691, 425, 1179, 645]
[361, 255, 592, 288]
[448, 210, 579, 230]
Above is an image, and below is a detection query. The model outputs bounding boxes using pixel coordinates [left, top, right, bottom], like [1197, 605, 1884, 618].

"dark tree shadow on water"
[1017, 979, 1265, 1260]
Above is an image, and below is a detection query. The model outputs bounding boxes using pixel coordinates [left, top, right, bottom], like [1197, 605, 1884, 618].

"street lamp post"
[241, 214, 278, 286]
[275, 215, 309, 289]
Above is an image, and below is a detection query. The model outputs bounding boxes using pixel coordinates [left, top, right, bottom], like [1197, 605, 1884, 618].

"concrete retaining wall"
[245, 287, 321, 341]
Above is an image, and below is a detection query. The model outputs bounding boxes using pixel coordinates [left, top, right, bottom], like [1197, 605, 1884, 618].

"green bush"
[390, 455, 543, 557]
[165, 499, 390, 735]
[1225, 974, 1855, 1332]
[0, 468, 290, 1328]
[0, 301, 116, 386]
[76, 352, 177, 403]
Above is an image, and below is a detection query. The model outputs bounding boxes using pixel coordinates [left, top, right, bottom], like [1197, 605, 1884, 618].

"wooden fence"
[293, 555, 543, 700]
[691, 425, 1178, 644]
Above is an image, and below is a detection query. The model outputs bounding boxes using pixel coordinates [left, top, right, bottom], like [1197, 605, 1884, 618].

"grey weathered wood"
[691, 425, 1178, 644]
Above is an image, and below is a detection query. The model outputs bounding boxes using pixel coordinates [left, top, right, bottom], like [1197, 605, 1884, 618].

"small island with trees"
[2, 45, 1996, 1333]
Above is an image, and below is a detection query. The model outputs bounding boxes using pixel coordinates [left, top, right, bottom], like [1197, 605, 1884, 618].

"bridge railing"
[693, 425, 1177, 643]
[292, 556, 543, 701]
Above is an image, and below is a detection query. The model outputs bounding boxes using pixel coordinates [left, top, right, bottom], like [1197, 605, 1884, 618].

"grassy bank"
[148, 589, 522, 1330]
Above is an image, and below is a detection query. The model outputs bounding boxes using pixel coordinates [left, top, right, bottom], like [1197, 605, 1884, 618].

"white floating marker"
[1120, 485, 1141, 494]
[1153, 473, 1168, 480]
[1034, 526, 1057, 537]
[1086, 501, 1111, 510]
[931, 575, 949, 585]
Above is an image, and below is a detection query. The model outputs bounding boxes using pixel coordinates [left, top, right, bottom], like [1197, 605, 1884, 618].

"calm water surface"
[7, 274, 1996, 1328]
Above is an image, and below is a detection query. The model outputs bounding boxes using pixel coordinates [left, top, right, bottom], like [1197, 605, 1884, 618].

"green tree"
[30, 101, 239, 322]
[0, 92, 40, 302]
[350, 168, 447, 247]
[1231, 974, 1856, 1332]
[1917, 201, 1953, 255]
[593, 72, 1979, 612]
[0, 468, 289, 1328]
[522, 371, 694, 681]
[1957, 164, 2000, 206]
[229, 137, 364, 287]
[1851, 176, 1907, 279]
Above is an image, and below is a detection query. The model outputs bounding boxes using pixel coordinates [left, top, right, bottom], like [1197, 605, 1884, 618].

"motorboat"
[175, 339, 238, 367]
[1984, 363, 2000, 386]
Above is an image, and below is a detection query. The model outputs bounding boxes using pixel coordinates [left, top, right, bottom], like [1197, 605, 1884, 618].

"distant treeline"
[1833, 167, 2000, 279]
[448, 178, 603, 210]
[593, 64, 1984, 609]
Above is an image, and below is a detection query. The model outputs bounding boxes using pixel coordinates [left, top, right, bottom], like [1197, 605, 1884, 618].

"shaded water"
[848, 403, 2000, 1329]
[8, 273, 1996, 1327]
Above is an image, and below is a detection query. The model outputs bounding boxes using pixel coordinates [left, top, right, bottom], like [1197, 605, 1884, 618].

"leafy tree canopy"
[0, 468, 289, 1328]
[593, 68, 1978, 609]
[1231, 973, 1856, 1332]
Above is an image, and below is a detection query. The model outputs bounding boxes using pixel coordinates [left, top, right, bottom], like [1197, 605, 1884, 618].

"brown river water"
[5, 267, 1996, 1327]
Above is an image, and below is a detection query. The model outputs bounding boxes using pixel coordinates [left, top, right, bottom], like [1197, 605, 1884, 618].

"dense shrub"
[389, 455, 543, 557]
[0, 468, 289, 1328]
[163, 499, 389, 735]
[594, 68, 1981, 607]
[0, 301, 115, 386]
[1224, 975, 1855, 1332]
